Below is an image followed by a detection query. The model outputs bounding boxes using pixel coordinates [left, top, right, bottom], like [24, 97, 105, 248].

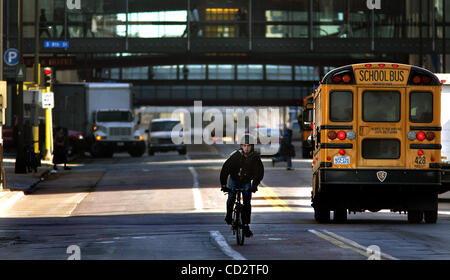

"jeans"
[273, 155, 292, 168]
[226, 178, 252, 224]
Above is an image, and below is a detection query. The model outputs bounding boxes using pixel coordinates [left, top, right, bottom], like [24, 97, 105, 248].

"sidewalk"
[1, 154, 54, 196]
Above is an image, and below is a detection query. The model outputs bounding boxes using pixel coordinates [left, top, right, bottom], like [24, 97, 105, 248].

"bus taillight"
[339, 149, 345, 155]
[327, 131, 337, 140]
[422, 76, 431, 84]
[332, 75, 342, 83]
[337, 131, 346, 140]
[425, 131, 435, 141]
[417, 131, 426, 141]
[342, 74, 351, 83]
[418, 150, 424, 156]
[412, 75, 422, 84]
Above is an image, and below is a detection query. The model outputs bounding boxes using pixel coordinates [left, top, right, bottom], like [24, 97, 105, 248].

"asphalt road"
[0, 143, 449, 261]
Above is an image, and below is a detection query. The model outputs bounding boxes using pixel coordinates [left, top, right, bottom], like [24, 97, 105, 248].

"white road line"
[209, 231, 246, 260]
[322, 230, 399, 260]
[188, 166, 203, 211]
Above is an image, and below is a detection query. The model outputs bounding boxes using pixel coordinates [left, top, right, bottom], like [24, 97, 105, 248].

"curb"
[23, 167, 54, 195]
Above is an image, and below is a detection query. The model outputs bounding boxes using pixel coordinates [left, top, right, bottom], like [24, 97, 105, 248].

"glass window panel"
[410, 92, 433, 123]
[122, 67, 148, 80]
[266, 65, 292, 80]
[209, 65, 234, 80]
[237, 65, 263, 80]
[181, 65, 206, 80]
[295, 66, 320, 81]
[330, 91, 353, 122]
[363, 91, 400, 122]
[152, 65, 178, 80]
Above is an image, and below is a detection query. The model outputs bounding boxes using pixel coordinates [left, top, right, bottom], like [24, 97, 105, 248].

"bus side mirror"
[307, 134, 313, 146]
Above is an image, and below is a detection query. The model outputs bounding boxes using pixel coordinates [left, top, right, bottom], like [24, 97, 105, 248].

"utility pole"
[15, 0, 26, 173]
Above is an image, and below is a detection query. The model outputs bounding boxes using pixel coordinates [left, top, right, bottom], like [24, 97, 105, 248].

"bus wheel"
[407, 210, 423, 223]
[333, 209, 347, 223]
[424, 210, 437, 224]
[314, 207, 330, 223]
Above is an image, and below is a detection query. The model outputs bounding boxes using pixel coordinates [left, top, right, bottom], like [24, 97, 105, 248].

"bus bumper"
[314, 169, 444, 211]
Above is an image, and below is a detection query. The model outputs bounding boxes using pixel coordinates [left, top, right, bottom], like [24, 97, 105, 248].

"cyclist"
[220, 134, 264, 237]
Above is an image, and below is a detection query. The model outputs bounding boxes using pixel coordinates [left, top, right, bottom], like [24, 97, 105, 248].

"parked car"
[146, 118, 187, 156]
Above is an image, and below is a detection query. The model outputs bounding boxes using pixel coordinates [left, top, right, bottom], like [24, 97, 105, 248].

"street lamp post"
[15, 0, 26, 173]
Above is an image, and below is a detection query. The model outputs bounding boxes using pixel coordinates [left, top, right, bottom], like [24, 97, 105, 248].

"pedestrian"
[272, 128, 295, 170]
[53, 127, 71, 171]
[220, 134, 264, 238]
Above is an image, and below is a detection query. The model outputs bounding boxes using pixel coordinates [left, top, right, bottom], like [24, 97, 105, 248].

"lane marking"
[308, 229, 399, 260]
[322, 230, 398, 260]
[259, 182, 292, 211]
[209, 231, 246, 260]
[188, 166, 203, 212]
[308, 229, 372, 258]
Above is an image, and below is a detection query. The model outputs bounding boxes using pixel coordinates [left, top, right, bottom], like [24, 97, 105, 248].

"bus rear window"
[410, 92, 433, 123]
[330, 91, 353, 122]
[363, 91, 400, 122]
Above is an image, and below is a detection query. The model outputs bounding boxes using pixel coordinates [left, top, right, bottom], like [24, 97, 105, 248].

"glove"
[250, 185, 258, 193]
[221, 185, 230, 192]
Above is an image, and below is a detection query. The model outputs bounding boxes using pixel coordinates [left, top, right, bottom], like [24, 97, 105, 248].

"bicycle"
[231, 186, 245, 246]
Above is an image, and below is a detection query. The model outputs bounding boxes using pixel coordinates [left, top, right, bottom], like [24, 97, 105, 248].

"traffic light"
[44, 67, 52, 87]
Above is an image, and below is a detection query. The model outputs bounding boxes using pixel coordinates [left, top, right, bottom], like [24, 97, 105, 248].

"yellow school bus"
[299, 94, 314, 158]
[311, 62, 449, 224]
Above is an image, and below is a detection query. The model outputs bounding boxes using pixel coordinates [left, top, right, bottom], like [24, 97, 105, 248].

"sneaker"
[286, 167, 294, 171]
[64, 166, 71, 170]
[243, 225, 253, 237]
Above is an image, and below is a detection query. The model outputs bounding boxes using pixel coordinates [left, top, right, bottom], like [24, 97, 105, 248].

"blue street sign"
[44, 41, 70, 48]
[4, 48, 19, 66]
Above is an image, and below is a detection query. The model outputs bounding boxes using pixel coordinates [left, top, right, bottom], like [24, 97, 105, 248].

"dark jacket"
[220, 149, 264, 189]
[279, 129, 294, 157]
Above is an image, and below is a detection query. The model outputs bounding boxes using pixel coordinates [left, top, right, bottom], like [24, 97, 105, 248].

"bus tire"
[407, 210, 423, 223]
[314, 207, 330, 223]
[424, 210, 437, 224]
[333, 208, 347, 223]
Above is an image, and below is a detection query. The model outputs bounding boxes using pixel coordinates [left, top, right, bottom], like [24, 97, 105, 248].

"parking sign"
[4, 48, 19, 66]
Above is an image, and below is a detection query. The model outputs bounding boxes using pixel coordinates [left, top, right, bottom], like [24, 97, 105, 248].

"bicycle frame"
[232, 186, 245, 246]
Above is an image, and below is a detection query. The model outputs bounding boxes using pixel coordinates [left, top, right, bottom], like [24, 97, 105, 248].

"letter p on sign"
[367, 0, 381, 10]
[67, 0, 81, 10]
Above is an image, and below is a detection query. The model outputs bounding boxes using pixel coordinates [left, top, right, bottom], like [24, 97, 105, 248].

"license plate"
[117, 142, 124, 146]
[334, 156, 350, 165]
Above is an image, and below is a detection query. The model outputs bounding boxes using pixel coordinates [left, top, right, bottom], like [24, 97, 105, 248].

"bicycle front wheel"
[234, 205, 245, 246]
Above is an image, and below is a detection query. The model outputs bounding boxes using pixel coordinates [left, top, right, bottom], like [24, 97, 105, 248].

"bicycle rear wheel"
[234, 205, 245, 246]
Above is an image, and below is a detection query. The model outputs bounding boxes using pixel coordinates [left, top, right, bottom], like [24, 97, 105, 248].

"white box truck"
[436, 74, 450, 198]
[53, 83, 145, 157]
